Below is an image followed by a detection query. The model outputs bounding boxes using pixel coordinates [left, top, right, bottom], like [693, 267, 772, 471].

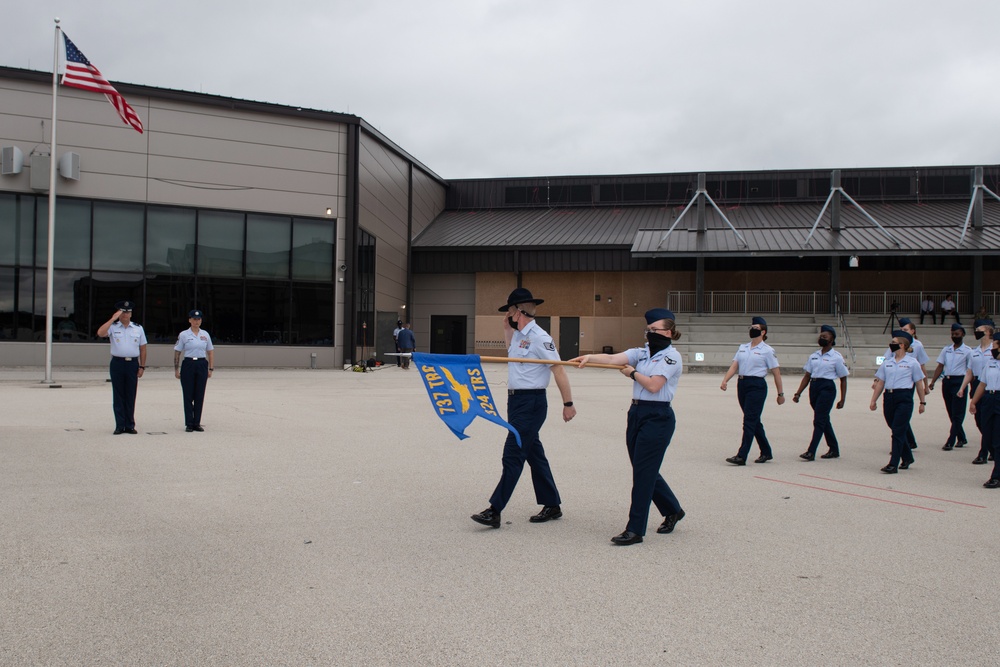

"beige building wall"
[411, 273, 476, 352]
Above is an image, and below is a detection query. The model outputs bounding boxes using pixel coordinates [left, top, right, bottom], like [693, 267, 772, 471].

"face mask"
[818, 337, 831, 347]
[646, 331, 672, 354]
[507, 317, 519, 330]
[889, 343, 901, 353]
[993, 348, 1000, 360]
[749, 328, 762, 339]
[952, 337, 964, 345]
[975, 331, 986, 340]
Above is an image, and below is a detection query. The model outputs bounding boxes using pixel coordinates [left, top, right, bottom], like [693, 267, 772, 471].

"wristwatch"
[629, 370, 637, 380]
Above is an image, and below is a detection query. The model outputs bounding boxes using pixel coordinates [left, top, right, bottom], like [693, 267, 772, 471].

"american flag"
[61, 33, 143, 134]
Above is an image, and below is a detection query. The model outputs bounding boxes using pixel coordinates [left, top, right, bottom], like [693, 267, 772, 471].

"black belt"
[944, 375, 964, 379]
[631, 399, 670, 406]
[508, 389, 545, 395]
[112, 356, 136, 361]
[986, 390, 1000, 395]
[810, 378, 835, 383]
[737, 375, 764, 379]
[183, 357, 206, 361]
[884, 388, 914, 394]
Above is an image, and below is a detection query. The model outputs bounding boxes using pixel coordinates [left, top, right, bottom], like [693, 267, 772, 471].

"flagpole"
[480, 356, 626, 370]
[43, 18, 61, 385]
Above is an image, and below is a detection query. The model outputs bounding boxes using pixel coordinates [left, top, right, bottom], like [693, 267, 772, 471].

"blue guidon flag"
[412, 353, 521, 447]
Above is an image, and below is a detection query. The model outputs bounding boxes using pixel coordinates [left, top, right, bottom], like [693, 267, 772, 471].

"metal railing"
[833, 295, 856, 365]
[665, 291, 976, 316]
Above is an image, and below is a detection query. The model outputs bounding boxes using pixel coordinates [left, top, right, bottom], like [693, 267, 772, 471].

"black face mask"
[646, 331, 672, 354]
[952, 337, 964, 345]
[992, 348, 1000, 360]
[818, 337, 832, 348]
[975, 331, 986, 340]
[889, 343, 901, 353]
[749, 328, 763, 339]
[507, 317, 520, 331]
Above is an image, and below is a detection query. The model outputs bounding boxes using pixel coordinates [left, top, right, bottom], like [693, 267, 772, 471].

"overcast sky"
[3, 1, 1000, 180]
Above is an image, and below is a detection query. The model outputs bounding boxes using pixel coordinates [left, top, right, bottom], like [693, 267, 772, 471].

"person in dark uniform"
[927, 323, 972, 450]
[792, 325, 849, 460]
[96, 300, 147, 435]
[870, 330, 927, 473]
[571, 308, 685, 546]
[471, 288, 576, 529]
[173, 309, 215, 432]
[396, 322, 415, 369]
[393, 320, 403, 367]
[968, 332, 1000, 488]
[958, 319, 996, 465]
[721, 316, 785, 465]
[878, 318, 929, 450]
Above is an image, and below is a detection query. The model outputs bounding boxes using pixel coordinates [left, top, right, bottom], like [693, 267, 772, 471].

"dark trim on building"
[344, 124, 360, 364]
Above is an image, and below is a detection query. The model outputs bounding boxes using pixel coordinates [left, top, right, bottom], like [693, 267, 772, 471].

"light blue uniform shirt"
[935, 343, 972, 376]
[106, 321, 147, 358]
[882, 338, 929, 365]
[803, 348, 849, 380]
[507, 319, 560, 389]
[875, 355, 925, 389]
[968, 343, 992, 379]
[626, 344, 682, 402]
[174, 328, 214, 359]
[733, 341, 779, 377]
[979, 357, 1000, 391]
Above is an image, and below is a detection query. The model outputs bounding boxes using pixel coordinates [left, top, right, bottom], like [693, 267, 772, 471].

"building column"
[972, 255, 983, 317]
[829, 256, 840, 315]
[695, 256, 705, 314]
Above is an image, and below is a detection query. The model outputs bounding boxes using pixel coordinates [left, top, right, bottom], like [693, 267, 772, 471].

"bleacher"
[674, 313, 961, 373]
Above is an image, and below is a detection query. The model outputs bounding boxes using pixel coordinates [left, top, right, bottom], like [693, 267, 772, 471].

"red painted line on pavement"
[754, 476, 945, 512]
[798, 473, 987, 509]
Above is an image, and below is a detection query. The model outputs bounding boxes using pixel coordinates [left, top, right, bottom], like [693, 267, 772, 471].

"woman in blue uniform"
[968, 332, 1000, 488]
[572, 308, 685, 546]
[958, 319, 996, 465]
[792, 325, 849, 460]
[870, 330, 926, 473]
[173, 309, 215, 432]
[721, 316, 785, 465]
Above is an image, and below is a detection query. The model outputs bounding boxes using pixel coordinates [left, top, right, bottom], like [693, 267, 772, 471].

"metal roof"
[414, 200, 1000, 256]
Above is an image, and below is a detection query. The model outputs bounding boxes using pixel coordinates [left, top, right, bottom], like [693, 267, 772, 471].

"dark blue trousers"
[972, 379, 991, 459]
[980, 394, 1000, 480]
[737, 377, 772, 459]
[882, 389, 916, 467]
[806, 379, 838, 455]
[941, 376, 968, 446]
[109, 356, 139, 430]
[625, 402, 681, 536]
[490, 392, 560, 511]
[180, 358, 209, 427]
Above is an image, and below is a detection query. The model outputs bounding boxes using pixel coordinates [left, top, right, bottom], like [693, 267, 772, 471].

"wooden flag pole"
[479, 356, 626, 370]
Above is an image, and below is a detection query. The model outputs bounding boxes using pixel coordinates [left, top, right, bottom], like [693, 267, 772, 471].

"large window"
[36, 198, 91, 269]
[247, 214, 290, 278]
[0, 194, 336, 346]
[198, 210, 244, 277]
[147, 206, 196, 275]
[93, 202, 144, 271]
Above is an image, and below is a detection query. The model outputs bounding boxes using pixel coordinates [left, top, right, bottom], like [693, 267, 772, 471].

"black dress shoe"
[611, 530, 643, 545]
[972, 457, 988, 465]
[186, 426, 194, 432]
[820, 451, 839, 459]
[943, 443, 954, 451]
[126, 429, 138, 434]
[529, 505, 562, 523]
[755, 454, 773, 463]
[881, 465, 898, 474]
[956, 440, 967, 448]
[984, 479, 1000, 489]
[899, 461, 910, 470]
[471, 508, 501, 528]
[113, 429, 124, 435]
[909, 443, 918, 449]
[193, 425, 205, 432]
[656, 509, 685, 534]
[799, 452, 815, 461]
[726, 456, 747, 466]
